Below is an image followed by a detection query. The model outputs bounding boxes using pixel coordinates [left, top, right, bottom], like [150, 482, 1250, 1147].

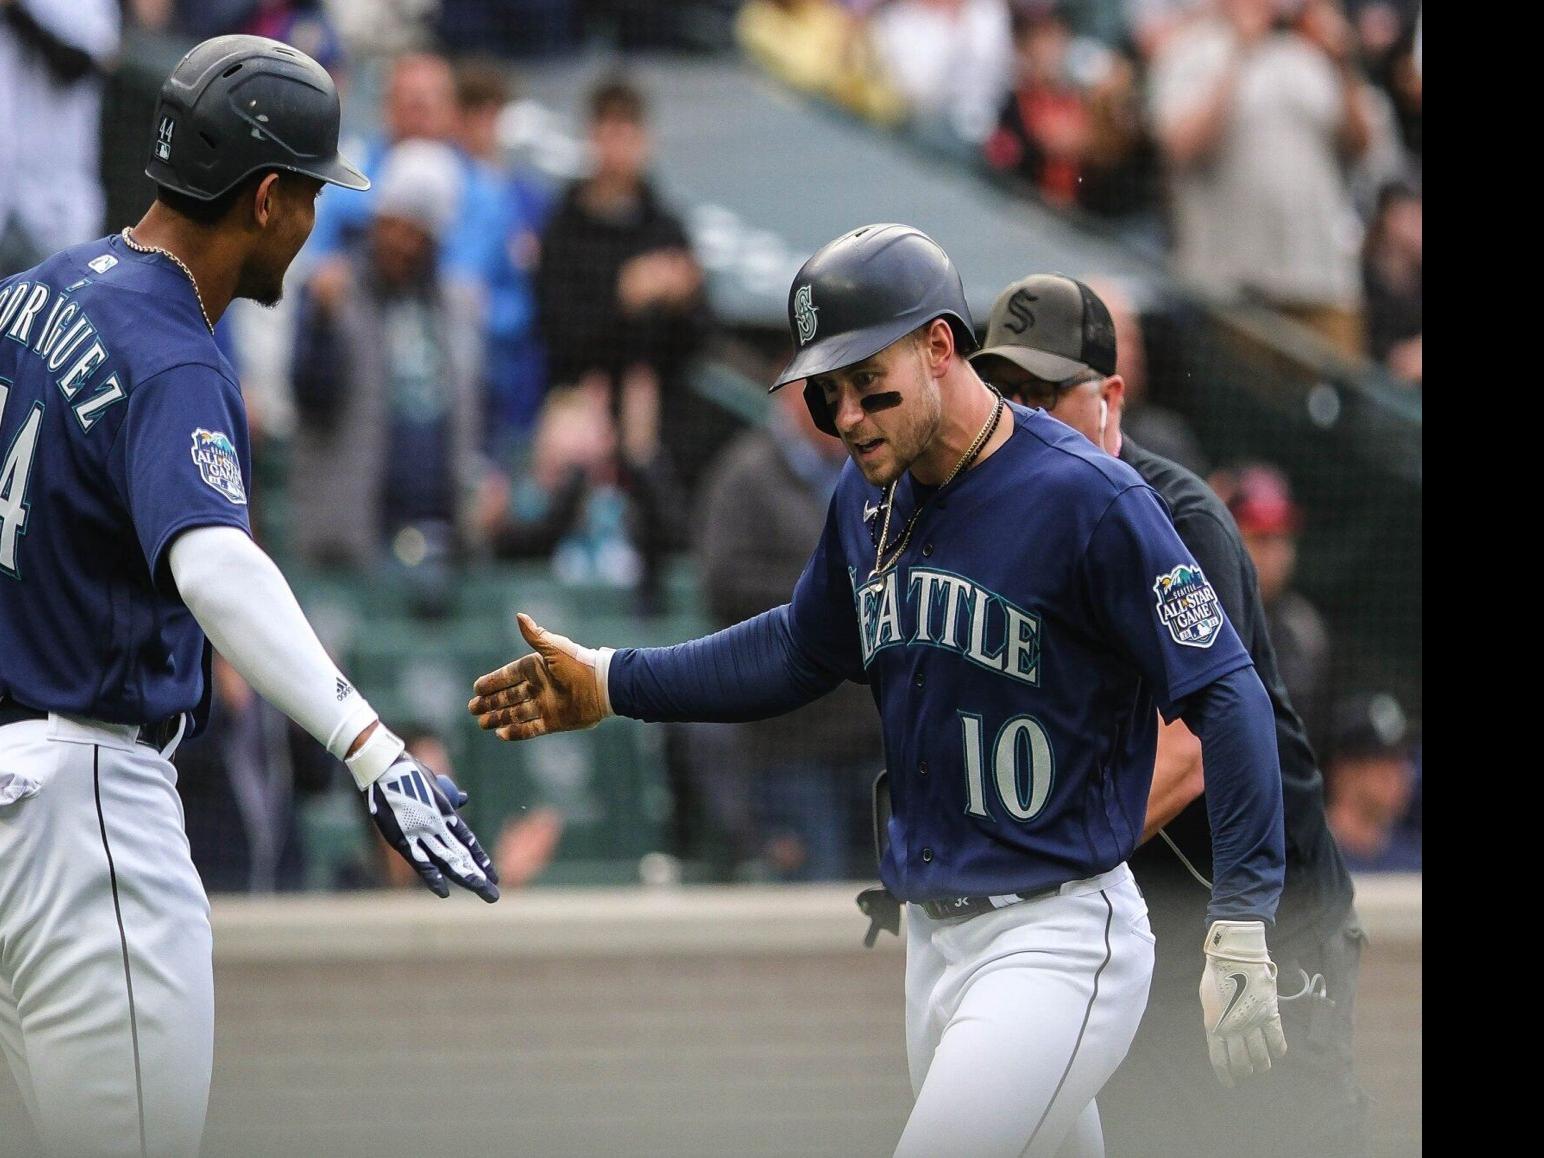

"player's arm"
[1141, 716, 1204, 843]
[1141, 509, 1254, 842]
[1082, 485, 1285, 1087]
[168, 527, 498, 902]
[471, 496, 863, 737]
[1095, 495, 1285, 927]
[113, 362, 495, 902]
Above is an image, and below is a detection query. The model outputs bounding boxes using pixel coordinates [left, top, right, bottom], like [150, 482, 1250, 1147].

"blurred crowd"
[740, 0, 1421, 379]
[0, 0, 1419, 891]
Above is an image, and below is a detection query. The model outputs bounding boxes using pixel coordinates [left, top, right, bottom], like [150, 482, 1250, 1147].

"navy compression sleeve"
[1178, 664, 1287, 927]
[608, 605, 844, 723]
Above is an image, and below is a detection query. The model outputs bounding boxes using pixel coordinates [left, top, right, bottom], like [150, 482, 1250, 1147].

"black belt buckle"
[138, 714, 183, 753]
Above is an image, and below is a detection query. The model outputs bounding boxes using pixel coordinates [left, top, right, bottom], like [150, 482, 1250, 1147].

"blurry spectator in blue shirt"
[1325, 692, 1420, 872]
[452, 57, 556, 457]
[303, 52, 462, 304]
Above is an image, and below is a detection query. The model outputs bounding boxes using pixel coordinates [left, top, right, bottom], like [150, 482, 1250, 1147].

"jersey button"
[922, 542, 934, 557]
[919, 761, 929, 776]
[921, 848, 934, 863]
[913, 672, 925, 688]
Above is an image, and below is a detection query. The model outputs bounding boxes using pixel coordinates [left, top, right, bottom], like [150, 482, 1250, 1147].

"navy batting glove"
[368, 758, 500, 902]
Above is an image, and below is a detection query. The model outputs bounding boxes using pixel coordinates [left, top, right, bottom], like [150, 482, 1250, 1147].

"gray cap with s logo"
[970, 273, 1117, 383]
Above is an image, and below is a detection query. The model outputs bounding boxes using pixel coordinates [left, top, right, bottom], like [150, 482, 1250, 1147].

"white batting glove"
[1199, 920, 1288, 1087]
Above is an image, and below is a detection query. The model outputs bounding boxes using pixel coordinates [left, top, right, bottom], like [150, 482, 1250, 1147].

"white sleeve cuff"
[595, 647, 615, 718]
[343, 725, 407, 791]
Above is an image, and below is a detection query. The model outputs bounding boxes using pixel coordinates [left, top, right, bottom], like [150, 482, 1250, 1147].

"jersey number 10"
[960, 712, 1055, 822]
[0, 380, 44, 579]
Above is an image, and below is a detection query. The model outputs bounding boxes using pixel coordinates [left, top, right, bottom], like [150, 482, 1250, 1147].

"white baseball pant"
[0, 714, 211, 1158]
[896, 863, 1155, 1158]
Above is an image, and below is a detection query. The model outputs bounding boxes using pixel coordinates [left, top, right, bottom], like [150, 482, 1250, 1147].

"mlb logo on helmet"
[1153, 564, 1222, 648]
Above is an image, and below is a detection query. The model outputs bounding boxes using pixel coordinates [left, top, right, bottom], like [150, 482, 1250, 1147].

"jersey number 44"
[0, 380, 44, 579]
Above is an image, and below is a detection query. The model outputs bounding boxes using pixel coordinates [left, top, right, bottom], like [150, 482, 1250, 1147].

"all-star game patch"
[190, 428, 247, 505]
[1153, 564, 1222, 648]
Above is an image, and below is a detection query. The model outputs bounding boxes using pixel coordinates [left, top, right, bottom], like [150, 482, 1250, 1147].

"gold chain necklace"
[871, 386, 1005, 578]
[120, 228, 214, 333]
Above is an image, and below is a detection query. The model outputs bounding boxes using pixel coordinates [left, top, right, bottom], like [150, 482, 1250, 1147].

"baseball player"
[468, 224, 1288, 1156]
[0, 36, 498, 1158]
[969, 273, 1367, 1157]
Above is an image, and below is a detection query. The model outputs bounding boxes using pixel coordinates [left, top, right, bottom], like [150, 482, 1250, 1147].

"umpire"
[970, 275, 1367, 1158]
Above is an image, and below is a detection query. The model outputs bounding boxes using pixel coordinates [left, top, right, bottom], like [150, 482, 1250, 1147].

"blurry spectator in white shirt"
[1148, 0, 1373, 355]
[869, 0, 1014, 152]
[0, 0, 119, 272]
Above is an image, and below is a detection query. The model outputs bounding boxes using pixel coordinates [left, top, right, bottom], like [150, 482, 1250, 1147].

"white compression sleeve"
[168, 525, 397, 787]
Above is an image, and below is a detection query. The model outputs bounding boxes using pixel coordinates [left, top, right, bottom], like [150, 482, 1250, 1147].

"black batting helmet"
[145, 35, 369, 201]
[771, 224, 977, 436]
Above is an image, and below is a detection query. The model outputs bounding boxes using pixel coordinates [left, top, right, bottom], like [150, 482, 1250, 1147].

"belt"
[0, 700, 185, 753]
[916, 864, 1133, 921]
[919, 884, 1061, 921]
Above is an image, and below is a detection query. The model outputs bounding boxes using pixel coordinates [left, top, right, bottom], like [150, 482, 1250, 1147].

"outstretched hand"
[469, 613, 610, 740]
[367, 764, 499, 902]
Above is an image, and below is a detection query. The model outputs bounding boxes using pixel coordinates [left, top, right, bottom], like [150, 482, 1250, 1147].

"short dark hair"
[588, 76, 646, 125]
[156, 168, 278, 227]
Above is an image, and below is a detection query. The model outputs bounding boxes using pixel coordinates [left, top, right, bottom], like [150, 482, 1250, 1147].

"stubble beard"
[854, 371, 943, 486]
[235, 259, 286, 308]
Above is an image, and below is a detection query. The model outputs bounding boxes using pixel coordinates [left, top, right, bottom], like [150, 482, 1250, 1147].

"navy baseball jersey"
[611, 403, 1273, 911]
[0, 234, 252, 731]
[790, 404, 1252, 901]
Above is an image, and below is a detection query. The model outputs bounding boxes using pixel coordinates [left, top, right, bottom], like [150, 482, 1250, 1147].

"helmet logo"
[155, 116, 175, 161]
[794, 284, 819, 345]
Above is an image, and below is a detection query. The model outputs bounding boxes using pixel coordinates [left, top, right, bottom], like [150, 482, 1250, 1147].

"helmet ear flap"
[803, 381, 840, 437]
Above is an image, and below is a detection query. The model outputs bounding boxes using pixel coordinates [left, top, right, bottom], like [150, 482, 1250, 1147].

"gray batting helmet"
[145, 35, 369, 201]
[771, 224, 977, 436]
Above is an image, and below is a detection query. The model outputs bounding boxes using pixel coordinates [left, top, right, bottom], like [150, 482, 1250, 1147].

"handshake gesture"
[469, 614, 612, 739]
